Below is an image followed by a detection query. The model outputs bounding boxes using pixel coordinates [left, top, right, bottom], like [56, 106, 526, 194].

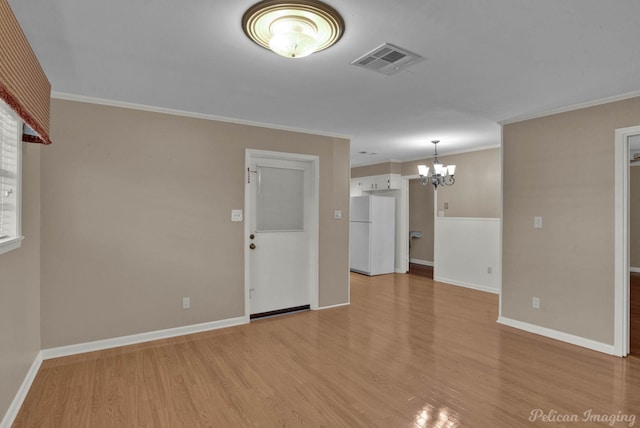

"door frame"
[614, 125, 640, 356]
[399, 175, 419, 273]
[244, 149, 320, 322]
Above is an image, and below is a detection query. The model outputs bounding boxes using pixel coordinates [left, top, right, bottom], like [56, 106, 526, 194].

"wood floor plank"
[13, 272, 640, 427]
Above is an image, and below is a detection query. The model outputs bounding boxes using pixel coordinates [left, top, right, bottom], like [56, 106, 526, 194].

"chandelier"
[242, 0, 345, 59]
[417, 140, 456, 189]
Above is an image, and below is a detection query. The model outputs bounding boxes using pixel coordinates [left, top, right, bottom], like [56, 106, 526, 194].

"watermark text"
[529, 409, 636, 427]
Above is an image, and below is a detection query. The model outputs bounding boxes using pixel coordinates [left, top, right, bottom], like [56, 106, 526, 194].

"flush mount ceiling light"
[418, 140, 457, 189]
[242, 0, 344, 59]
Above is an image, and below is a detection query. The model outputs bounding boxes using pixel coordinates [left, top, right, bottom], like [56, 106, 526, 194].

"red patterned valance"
[0, 0, 52, 145]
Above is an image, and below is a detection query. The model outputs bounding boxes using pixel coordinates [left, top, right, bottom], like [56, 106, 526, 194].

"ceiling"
[8, 0, 640, 166]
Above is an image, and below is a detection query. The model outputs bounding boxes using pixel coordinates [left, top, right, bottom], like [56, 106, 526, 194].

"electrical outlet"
[532, 297, 540, 309]
[183, 297, 190, 309]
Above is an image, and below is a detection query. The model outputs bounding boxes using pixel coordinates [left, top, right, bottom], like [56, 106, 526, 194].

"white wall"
[434, 217, 501, 293]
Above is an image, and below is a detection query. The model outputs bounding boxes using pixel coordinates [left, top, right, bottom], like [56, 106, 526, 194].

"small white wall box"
[232, 210, 243, 222]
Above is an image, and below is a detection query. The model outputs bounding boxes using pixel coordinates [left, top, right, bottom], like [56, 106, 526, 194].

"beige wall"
[408, 179, 434, 262]
[41, 99, 350, 348]
[502, 96, 640, 345]
[403, 148, 501, 218]
[0, 144, 40, 419]
[351, 161, 401, 178]
[631, 166, 640, 268]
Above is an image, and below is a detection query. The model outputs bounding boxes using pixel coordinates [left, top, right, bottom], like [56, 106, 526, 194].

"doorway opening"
[614, 126, 640, 356]
[407, 177, 434, 278]
[628, 134, 640, 355]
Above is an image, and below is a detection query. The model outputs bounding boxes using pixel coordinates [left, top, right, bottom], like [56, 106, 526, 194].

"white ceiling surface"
[9, 0, 640, 166]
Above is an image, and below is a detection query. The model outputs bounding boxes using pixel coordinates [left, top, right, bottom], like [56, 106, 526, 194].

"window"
[256, 166, 305, 231]
[0, 98, 22, 255]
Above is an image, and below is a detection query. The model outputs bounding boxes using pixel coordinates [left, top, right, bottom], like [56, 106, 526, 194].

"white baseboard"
[497, 316, 616, 355]
[42, 316, 247, 360]
[630, 266, 640, 273]
[434, 275, 499, 294]
[0, 351, 43, 428]
[409, 258, 434, 267]
[317, 302, 350, 310]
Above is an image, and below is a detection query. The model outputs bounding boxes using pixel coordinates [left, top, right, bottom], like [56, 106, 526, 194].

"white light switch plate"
[334, 210, 342, 219]
[534, 216, 542, 229]
[231, 209, 243, 222]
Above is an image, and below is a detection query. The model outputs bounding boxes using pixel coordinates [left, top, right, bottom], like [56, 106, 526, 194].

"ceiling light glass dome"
[242, 0, 345, 59]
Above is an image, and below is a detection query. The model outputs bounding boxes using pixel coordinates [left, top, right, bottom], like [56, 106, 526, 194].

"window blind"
[256, 166, 305, 232]
[0, 0, 52, 145]
[0, 99, 19, 241]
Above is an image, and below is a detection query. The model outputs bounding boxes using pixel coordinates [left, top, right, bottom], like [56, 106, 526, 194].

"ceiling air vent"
[351, 43, 424, 76]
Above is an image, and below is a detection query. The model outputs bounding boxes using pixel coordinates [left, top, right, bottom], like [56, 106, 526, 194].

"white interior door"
[245, 152, 318, 317]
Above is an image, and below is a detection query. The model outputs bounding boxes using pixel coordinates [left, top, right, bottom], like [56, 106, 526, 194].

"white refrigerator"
[349, 195, 395, 275]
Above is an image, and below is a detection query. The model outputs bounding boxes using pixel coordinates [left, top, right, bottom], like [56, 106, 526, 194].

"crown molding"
[401, 143, 502, 164]
[498, 90, 640, 125]
[51, 91, 352, 140]
[351, 144, 501, 168]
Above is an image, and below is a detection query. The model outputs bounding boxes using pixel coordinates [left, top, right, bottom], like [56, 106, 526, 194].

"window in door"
[256, 166, 305, 232]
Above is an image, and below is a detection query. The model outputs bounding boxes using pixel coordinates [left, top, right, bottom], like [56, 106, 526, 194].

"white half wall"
[435, 217, 501, 294]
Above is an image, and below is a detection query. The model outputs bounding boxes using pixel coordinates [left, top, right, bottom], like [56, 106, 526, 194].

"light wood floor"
[14, 273, 640, 427]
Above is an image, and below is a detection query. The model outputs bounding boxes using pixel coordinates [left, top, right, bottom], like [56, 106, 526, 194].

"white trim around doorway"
[244, 149, 320, 321]
[614, 125, 640, 356]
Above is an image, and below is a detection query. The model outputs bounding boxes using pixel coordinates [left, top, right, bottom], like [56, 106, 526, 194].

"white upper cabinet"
[350, 178, 364, 196]
[360, 174, 401, 192]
